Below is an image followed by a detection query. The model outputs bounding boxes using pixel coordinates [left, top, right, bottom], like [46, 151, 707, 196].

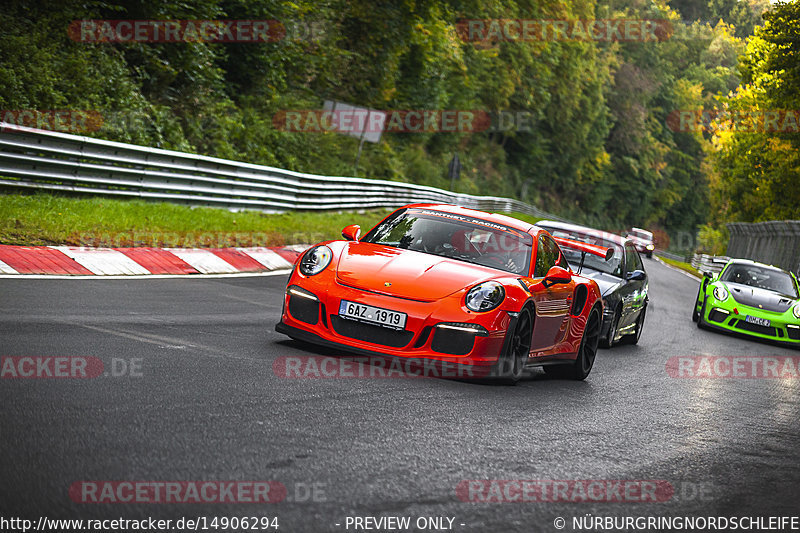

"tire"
[492, 308, 533, 384]
[697, 298, 707, 329]
[646, 251, 653, 258]
[600, 306, 620, 348]
[691, 286, 702, 322]
[622, 305, 646, 345]
[544, 306, 601, 380]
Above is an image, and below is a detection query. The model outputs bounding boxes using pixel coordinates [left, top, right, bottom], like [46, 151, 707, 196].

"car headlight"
[465, 281, 505, 312]
[646, 244, 655, 250]
[298, 245, 332, 276]
[713, 285, 729, 301]
[793, 304, 800, 320]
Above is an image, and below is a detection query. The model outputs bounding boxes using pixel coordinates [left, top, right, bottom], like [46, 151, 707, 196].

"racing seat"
[451, 230, 480, 255]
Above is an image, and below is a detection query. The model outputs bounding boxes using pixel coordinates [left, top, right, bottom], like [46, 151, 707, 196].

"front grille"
[708, 309, 728, 323]
[431, 327, 477, 356]
[288, 294, 319, 325]
[787, 327, 800, 341]
[413, 326, 433, 348]
[330, 316, 413, 348]
[733, 319, 776, 337]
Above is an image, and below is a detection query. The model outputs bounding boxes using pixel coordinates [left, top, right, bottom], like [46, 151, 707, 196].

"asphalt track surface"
[2, 259, 800, 532]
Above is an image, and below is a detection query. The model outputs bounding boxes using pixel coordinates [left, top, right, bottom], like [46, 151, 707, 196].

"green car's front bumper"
[697, 292, 800, 347]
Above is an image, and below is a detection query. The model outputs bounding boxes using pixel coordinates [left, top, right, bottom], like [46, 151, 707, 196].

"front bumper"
[701, 301, 800, 347]
[277, 278, 513, 368]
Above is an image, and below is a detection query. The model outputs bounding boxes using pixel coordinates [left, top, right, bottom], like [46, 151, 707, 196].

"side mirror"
[626, 269, 646, 281]
[702, 270, 713, 279]
[543, 265, 572, 287]
[341, 224, 361, 242]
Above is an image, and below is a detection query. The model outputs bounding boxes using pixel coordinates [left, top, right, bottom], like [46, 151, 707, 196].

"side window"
[557, 248, 569, 270]
[534, 234, 560, 277]
[633, 247, 644, 271]
[625, 244, 639, 274]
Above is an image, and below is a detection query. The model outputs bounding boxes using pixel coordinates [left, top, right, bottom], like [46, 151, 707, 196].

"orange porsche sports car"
[275, 204, 609, 383]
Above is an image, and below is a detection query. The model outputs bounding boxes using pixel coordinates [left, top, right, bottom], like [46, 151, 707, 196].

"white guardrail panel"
[0, 122, 566, 220]
[691, 254, 730, 274]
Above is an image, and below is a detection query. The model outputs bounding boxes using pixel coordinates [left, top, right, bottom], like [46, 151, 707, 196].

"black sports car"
[537, 221, 648, 347]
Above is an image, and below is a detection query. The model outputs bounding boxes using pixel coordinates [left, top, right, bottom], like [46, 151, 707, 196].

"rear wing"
[553, 236, 614, 261]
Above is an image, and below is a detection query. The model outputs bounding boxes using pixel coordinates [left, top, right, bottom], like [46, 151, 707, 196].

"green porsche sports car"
[694, 259, 800, 347]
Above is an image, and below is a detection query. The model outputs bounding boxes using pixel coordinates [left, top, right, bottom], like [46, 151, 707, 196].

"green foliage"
[0, 0, 778, 239]
[696, 223, 729, 254]
[710, 1, 800, 223]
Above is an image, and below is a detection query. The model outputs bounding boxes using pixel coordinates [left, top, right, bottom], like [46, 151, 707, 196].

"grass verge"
[658, 254, 700, 277]
[0, 193, 543, 247]
[0, 193, 394, 247]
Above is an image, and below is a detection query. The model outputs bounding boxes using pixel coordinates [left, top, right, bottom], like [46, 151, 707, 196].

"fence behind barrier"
[727, 221, 800, 276]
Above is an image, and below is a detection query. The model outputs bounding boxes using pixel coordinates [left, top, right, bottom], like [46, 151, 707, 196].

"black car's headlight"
[465, 281, 505, 312]
[793, 304, 800, 320]
[299, 245, 332, 276]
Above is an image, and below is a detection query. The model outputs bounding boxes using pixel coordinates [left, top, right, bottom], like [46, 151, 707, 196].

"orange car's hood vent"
[336, 242, 497, 301]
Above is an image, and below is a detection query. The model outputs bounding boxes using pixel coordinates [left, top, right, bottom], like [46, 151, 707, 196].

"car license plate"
[745, 315, 770, 327]
[339, 300, 407, 330]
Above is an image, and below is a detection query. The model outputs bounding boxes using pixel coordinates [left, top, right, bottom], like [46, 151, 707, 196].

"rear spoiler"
[553, 236, 614, 261]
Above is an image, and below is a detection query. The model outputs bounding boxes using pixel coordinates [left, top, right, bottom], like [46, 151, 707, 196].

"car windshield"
[363, 209, 532, 275]
[630, 229, 653, 241]
[538, 227, 623, 277]
[721, 264, 798, 298]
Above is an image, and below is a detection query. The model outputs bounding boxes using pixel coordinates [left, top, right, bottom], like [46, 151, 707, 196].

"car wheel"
[697, 298, 707, 329]
[646, 251, 653, 258]
[493, 307, 532, 384]
[600, 306, 620, 348]
[691, 286, 702, 322]
[622, 305, 646, 345]
[545, 306, 601, 380]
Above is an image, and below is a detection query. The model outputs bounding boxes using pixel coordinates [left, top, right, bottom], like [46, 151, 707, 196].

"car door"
[525, 233, 575, 354]
[627, 245, 648, 321]
[618, 243, 645, 330]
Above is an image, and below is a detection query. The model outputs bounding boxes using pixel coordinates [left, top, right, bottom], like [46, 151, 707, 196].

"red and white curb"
[0, 245, 309, 277]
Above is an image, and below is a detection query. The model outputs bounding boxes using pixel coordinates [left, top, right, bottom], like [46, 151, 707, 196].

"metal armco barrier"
[727, 221, 800, 276]
[691, 253, 730, 275]
[0, 123, 565, 220]
[654, 250, 689, 263]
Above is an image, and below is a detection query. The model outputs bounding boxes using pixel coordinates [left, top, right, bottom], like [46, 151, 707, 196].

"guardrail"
[654, 250, 689, 262]
[691, 253, 730, 274]
[727, 221, 800, 276]
[0, 122, 565, 220]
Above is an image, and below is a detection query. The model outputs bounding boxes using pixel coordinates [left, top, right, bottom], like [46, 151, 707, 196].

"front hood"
[335, 242, 498, 301]
[579, 269, 622, 296]
[723, 282, 796, 313]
